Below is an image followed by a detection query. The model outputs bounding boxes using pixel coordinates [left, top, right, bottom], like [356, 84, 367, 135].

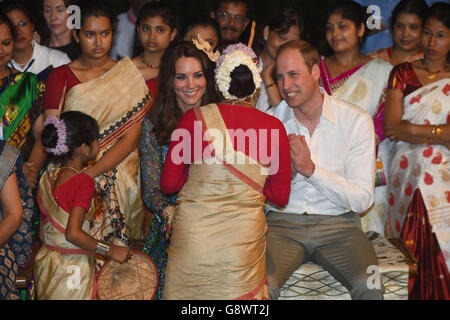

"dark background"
[18, 0, 344, 55]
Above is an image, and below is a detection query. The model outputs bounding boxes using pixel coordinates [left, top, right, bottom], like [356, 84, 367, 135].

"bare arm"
[262, 61, 282, 107]
[84, 122, 142, 179]
[24, 108, 59, 188]
[65, 206, 132, 263]
[384, 89, 450, 147]
[0, 173, 23, 247]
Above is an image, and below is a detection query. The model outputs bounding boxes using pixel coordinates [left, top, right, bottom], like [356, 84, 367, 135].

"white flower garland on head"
[215, 44, 262, 101]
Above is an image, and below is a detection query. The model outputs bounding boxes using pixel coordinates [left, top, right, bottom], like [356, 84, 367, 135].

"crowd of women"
[0, 0, 448, 300]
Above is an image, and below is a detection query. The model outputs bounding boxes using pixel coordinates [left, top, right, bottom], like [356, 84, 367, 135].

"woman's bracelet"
[431, 125, 442, 139]
[95, 241, 110, 256]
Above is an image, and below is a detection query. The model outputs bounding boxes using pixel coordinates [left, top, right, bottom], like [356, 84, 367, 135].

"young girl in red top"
[33, 111, 132, 300]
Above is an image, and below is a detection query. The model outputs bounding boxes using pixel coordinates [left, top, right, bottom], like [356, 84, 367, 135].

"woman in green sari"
[0, 11, 45, 173]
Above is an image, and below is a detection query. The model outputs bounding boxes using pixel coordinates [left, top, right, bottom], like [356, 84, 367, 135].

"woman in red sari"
[384, 2, 450, 299]
[161, 43, 291, 299]
[368, 0, 427, 66]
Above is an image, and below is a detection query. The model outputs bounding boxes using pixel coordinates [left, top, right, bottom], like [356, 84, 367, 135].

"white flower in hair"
[215, 43, 262, 101]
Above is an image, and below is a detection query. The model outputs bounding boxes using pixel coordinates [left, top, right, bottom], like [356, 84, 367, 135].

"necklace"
[60, 166, 81, 174]
[421, 59, 448, 79]
[141, 55, 159, 69]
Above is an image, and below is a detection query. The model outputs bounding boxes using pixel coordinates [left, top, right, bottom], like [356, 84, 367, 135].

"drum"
[97, 251, 158, 300]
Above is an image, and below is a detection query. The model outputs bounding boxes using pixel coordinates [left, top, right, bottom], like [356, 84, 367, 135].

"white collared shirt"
[267, 91, 375, 215]
[255, 57, 271, 113]
[9, 40, 70, 75]
[110, 9, 136, 60]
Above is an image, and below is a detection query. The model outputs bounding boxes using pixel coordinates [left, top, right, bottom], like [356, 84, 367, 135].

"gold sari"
[63, 57, 152, 242]
[33, 170, 96, 300]
[163, 104, 269, 300]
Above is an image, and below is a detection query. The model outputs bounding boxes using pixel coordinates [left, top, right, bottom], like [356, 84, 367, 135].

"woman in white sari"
[384, 2, 450, 299]
[320, 1, 393, 235]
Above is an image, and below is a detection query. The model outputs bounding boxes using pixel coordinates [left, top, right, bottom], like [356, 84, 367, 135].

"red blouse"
[388, 62, 423, 97]
[44, 65, 81, 110]
[45, 66, 158, 110]
[52, 173, 95, 214]
[146, 77, 158, 98]
[160, 104, 291, 207]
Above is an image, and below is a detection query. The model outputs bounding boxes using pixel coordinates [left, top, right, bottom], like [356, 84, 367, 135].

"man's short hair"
[213, 0, 253, 18]
[276, 40, 319, 73]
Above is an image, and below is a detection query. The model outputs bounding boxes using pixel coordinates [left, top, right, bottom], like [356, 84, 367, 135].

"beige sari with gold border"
[33, 170, 96, 300]
[63, 57, 152, 242]
[163, 104, 269, 300]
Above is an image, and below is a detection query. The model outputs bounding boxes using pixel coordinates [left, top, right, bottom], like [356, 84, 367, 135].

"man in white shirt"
[266, 40, 383, 300]
[9, 40, 70, 80]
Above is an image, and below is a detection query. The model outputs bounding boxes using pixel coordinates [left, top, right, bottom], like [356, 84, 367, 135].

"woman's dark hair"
[76, 1, 116, 34]
[390, 0, 429, 32]
[0, 9, 16, 39]
[181, 16, 220, 46]
[267, 7, 305, 40]
[252, 6, 306, 54]
[133, 2, 177, 58]
[326, 1, 370, 44]
[426, 2, 450, 29]
[42, 111, 99, 159]
[136, 2, 177, 32]
[150, 41, 219, 145]
[228, 65, 255, 99]
[1, 0, 36, 26]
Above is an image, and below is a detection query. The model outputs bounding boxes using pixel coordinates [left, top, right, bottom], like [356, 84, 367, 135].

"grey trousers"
[266, 211, 384, 300]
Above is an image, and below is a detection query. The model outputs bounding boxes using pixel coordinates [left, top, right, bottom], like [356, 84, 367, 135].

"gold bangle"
[424, 137, 429, 145]
[265, 82, 276, 89]
[436, 126, 442, 139]
[431, 125, 437, 137]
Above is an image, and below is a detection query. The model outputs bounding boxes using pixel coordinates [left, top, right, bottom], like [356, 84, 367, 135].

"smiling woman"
[368, 0, 428, 66]
[138, 40, 219, 299]
[320, 0, 393, 236]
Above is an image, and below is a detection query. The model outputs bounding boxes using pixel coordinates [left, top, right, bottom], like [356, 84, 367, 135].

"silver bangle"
[95, 241, 110, 256]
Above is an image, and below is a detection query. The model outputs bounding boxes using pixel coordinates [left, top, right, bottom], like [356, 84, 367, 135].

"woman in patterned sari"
[384, 2, 450, 299]
[0, 11, 45, 184]
[161, 43, 291, 300]
[139, 40, 219, 299]
[320, 1, 393, 235]
[29, 4, 152, 261]
[368, 0, 428, 66]
[0, 141, 34, 300]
